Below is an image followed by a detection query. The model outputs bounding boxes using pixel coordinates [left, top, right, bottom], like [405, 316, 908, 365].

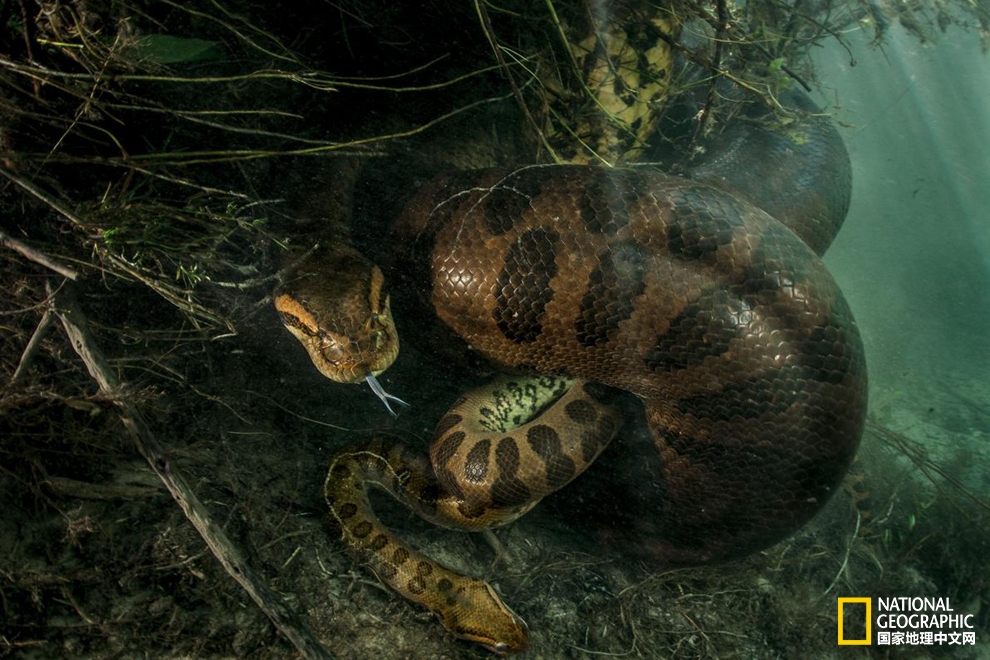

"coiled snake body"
[276, 100, 868, 652]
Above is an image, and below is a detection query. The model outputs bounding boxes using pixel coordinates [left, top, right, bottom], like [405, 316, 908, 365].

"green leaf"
[132, 34, 221, 64]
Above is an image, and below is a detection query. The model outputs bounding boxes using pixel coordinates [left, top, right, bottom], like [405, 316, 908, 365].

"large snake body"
[277, 91, 867, 651]
[390, 163, 867, 561]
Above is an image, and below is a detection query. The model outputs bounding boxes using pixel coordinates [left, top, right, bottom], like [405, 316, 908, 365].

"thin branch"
[0, 56, 503, 93]
[3, 94, 514, 168]
[0, 167, 88, 228]
[10, 307, 54, 387]
[475, 0, 559, 162]
[0, 228, 81, 280]
[100, 252, 233, 331]
[823, 511, 860, 594]
[690, 0, 729, 149]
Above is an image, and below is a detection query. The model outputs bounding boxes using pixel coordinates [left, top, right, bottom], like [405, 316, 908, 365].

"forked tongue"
[365, 372, 410, 417]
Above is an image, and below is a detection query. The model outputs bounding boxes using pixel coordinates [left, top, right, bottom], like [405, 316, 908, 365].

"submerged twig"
[10, 306, 54, 387]
[475, 0, 558, 162]
[868, 420, 990, 514]
[823, 511, 861, 594]
[0, 228, 80, 280]
[690, 0, 729, 149]
[0, 167, 88, 228]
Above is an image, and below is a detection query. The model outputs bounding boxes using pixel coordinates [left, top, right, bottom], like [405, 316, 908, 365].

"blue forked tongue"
[365, 372, 410, 417]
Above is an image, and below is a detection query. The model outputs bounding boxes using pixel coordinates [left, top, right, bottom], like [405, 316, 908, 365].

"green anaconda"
[274, 111, 866, 650]
[273, 14, 866, 652]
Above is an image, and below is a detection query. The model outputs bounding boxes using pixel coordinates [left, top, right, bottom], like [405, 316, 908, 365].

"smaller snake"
[319, 375, 621, 653]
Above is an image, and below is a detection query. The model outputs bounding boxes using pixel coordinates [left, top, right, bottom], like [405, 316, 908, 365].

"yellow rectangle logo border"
[838, 597, 872, 645]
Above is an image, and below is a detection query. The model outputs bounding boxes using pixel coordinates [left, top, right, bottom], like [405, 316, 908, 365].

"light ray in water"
[365, 372, 410, 417]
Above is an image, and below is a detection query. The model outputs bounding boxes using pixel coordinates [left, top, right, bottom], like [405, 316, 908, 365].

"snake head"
[479, 610, 530, 655]
[275, 246, 400, 385]
[440, 581, 530, 654]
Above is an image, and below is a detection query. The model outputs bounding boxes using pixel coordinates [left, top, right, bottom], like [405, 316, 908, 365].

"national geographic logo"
[837, 598, 871, 645]
[838, 597, 978, 647]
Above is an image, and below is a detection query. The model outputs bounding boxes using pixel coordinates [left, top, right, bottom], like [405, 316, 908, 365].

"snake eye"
[318, 335, 347, 365]
[318, 331, 340, 350]
[368, 304, 389, 330]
